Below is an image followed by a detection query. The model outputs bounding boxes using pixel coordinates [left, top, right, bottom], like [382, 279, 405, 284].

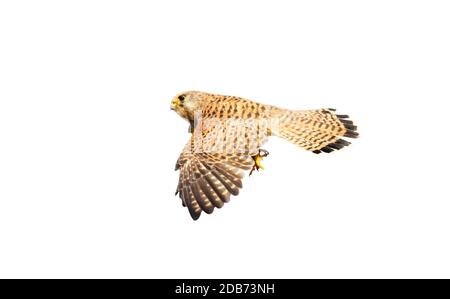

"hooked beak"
[170, 98, 180, 111]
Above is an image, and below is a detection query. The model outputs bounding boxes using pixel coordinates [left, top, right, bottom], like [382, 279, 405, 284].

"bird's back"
[200, 94, 280, 120]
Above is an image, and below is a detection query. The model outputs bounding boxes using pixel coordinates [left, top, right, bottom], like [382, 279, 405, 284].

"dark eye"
[178, 95, 185, 101]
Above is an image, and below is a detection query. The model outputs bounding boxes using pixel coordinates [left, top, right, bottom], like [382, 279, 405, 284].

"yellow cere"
[171, 98, 180, 109]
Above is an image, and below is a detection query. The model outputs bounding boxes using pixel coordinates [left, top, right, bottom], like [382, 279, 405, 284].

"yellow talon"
[255, 155, 264, 170]
[250, 149, 269, 176]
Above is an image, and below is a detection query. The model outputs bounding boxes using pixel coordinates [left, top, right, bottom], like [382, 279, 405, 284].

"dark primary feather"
[175, 151, 253, 220]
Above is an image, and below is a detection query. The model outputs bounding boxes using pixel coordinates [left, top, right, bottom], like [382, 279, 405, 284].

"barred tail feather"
[274, 108, 358, 154]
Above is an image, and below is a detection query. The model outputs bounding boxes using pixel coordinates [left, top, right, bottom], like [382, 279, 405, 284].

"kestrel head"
[170, 91, 205, 121]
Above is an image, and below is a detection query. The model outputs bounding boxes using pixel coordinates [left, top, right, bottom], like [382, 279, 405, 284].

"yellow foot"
[250, 149, 269, 176]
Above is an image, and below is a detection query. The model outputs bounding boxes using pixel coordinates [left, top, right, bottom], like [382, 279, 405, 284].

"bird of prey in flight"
[171, 91, 358, 220]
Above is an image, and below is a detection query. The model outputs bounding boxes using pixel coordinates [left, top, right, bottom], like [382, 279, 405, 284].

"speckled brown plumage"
[171, 91, 358, 220]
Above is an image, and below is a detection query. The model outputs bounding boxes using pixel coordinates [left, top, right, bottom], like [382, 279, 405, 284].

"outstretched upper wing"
[174, 114, 271, 220]
[175, 139, 254, 220]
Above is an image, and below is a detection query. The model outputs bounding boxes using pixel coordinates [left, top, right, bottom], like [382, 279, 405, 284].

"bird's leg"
[250, 149, 269, 176]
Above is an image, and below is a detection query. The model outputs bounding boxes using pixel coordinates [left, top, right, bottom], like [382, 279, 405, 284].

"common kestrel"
[171, 91, 358, 220]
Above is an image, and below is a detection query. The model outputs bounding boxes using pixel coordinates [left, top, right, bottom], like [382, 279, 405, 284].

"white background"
[1, 0, 449, 278]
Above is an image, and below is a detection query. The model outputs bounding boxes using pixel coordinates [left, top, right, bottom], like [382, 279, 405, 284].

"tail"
[273, 108, 358, 153]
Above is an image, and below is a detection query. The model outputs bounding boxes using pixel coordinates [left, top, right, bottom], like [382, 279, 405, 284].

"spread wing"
[174, 115, 270, 220]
